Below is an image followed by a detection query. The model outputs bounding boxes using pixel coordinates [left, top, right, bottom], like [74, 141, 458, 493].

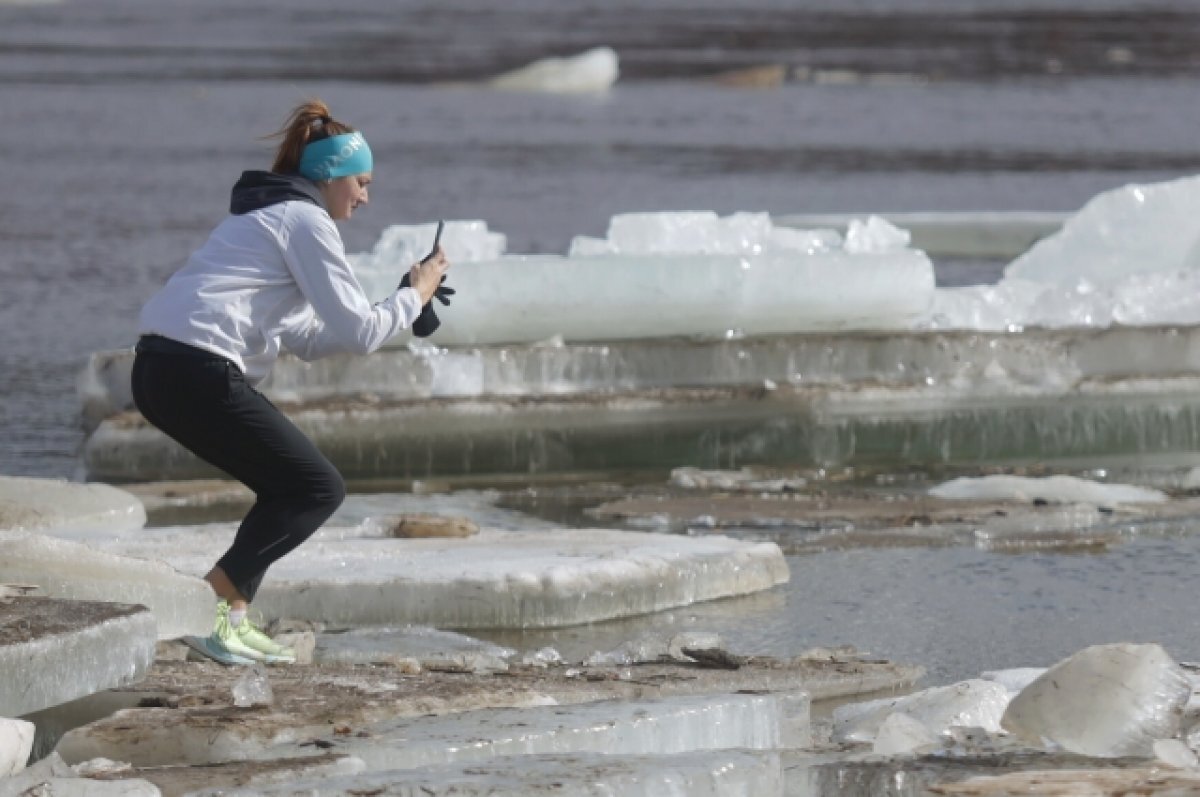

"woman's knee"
[311, 464, 346, 512]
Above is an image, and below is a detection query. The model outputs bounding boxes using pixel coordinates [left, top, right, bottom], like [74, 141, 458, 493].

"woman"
[132, 99, 450, 665]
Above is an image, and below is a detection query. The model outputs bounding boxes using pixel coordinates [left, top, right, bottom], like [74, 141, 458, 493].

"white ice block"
[488, 46, 619, 94]
[314, 627, 514, 673]
[929, 475, 1166, 506]
[0, 532, 211, 640]
[1002, 642, 1191, 757]
[0, 600, 155, 717]
[833, 680, 1010, 743]
[350, 212, 934, 346]
[0, 477, 145, 536]
[73, 526, 788, 629]
[0, 718, 34, 776]
[181, 750, 781, 797]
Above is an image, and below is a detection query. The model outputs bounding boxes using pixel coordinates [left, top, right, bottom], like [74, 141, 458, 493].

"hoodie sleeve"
[276, 203, 422, 360]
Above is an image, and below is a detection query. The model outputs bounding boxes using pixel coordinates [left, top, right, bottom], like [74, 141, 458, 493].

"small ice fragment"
[844, 215, 912, 254]
[231, 663, 274, 708]
[980, 667, 1047, 697]
[521, 647, 563, 668]
[834, 679, 1009, 743]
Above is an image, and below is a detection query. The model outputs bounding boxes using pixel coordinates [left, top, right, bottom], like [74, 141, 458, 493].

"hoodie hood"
[230, 171, 326, 215]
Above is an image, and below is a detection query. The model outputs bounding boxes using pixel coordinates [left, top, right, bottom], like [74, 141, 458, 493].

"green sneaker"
[235, 614, 296, 664]
[214, 601, 295, 664]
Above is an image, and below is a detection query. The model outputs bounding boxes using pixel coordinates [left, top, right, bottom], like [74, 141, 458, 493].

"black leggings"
[130, 336, 345, 602]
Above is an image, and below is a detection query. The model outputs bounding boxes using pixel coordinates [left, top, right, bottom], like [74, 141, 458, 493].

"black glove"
[399, 273, 456, 338]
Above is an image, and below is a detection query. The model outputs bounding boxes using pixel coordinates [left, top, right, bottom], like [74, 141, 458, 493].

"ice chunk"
[183, 750, 781, 797]
[520, 646, 563, 668]
[0, 531, 211, 640]
[488, 47, 619, 93]
[872, 712, 939, 756]
[0, 599, 155, 717]
[845, 215, 912, 254]
[314, 627, 514, 673]
[573, 211, 839, 257]
[231, 664, 274, 708]
[833, 679, 1010, 743]
[1002, 642, 1191, 757]
[1006, 175, 1200, 286]
[0, 476, 144, 536]
[929, 474, 1166, 505]
[585, 632, 723, 666]
[0, 718, 34, 776]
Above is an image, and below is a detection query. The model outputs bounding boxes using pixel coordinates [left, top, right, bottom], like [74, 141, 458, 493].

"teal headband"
[298, 131, 373, 181]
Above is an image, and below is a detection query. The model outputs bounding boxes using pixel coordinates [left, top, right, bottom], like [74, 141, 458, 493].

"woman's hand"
[407, 247, 450, 306]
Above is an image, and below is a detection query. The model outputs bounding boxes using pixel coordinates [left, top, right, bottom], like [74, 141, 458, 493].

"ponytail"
[269, 99, 356, 174]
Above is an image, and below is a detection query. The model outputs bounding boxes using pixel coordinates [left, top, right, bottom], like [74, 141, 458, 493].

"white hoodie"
[139, 199, 421, 385]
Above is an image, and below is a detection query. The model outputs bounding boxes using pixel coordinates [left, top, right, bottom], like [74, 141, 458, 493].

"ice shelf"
[59, 691, 803, 769]
[0, 476, 144, 536]
[181, 750, 781, 797]
[258, 693, 799, 772]
[0, 531, 211, 640]
[54, 525, 788, 628]
[84, 375, 1200, 480]
[0, 598, 155, 717]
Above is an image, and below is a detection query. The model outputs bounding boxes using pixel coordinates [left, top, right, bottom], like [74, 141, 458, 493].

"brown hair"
[268, 99, 356, 174]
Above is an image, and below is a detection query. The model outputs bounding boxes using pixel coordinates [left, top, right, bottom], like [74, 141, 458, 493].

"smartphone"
[423, 220, 444, 263]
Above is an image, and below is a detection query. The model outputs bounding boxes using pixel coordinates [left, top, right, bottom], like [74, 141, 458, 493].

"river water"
[7, 0, 1200, 683]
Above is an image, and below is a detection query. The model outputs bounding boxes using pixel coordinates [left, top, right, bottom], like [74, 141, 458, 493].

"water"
[7, 0, 1200, 685]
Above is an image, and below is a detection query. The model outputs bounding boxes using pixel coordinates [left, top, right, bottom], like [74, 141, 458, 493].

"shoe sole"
[182, 635, 257, 666]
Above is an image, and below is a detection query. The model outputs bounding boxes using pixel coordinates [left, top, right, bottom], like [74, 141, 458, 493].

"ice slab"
[314, 627, 515, 673]
[929, 475, 1167, 506]
[0, 718, 33, 776]
[69, 526, 787, 629]
[182, 750, 781, 797]
[1002, 642, 1191, 757]
[0, 476, 144, 535]
[82, 324, 1200, 418]
[833, 679, 1011, 743]
[0, 751, 159, 796]
[349, 213, 934, 347]
[0, 598, 155, 717]
[259, 693, 798, 772]
[488, 46, 619, 93]
[0, 531, 211, 640]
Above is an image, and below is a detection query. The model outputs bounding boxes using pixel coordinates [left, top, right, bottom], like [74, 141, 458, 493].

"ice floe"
[487, 47, 619, 94]
[929, 474, 1167, 505]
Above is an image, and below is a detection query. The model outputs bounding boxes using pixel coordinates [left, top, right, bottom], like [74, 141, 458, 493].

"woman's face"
[321, 173, 371, 221]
